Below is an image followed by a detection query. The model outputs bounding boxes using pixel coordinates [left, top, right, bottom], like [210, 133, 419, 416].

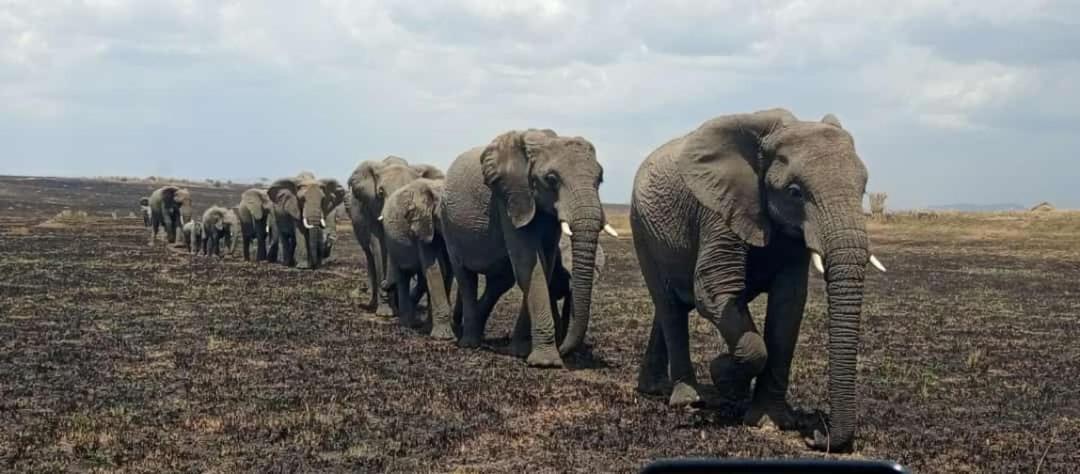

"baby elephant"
[183, 220, 205, 255]
[379, 178, 455, 339]
[201, 206, 238, 258]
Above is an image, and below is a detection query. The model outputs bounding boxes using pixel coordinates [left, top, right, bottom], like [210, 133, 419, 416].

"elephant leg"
[295, 228, 311, 269]
[284, 234, 297, 266]
[422, 246, 454, 340]
[455, 265, 483, 348]
[744, 260, 809, 429]
[555, 296, 572, 349]
[507, 247, 560, 368]
[163, 214, 176, 244]
[636, 316, 671, 397]
[242, 235, 252, 261]
[475, 269, 515, 334]
[395, 268, 421, 329]
[694, 228, 762, 403]
[510, 301, 530, 358]
[371, 238, 394, 317]
[255, 222, 268, 262]
[148, 212, 161, 246]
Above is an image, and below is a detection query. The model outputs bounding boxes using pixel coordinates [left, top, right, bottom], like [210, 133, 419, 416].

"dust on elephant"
[379, 178, 456, 339]
[182, 220, 205, 255]
[267, 174, 346, 270]
[201, 206, 238, 258]
[147, 186, 192, 247]
[237, 188, 273, 262]
[139, 197, 151, 227]
[630, 108, 886, 452]
[347, 156, 444, 315]
[442, 129, 618, 368]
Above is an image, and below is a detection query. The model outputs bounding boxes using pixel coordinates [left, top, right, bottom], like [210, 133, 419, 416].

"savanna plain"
[1, 175, 1078, 473]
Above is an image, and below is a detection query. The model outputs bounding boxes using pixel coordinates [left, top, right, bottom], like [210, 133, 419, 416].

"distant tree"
[869, 192, 888, 220]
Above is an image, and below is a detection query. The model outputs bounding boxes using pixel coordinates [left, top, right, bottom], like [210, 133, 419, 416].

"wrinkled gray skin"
[201, 206, 238, 258]
[380, 178, 456, 338]
[237, 188, 273, 262]
[631, 108, 876, 452]
[347, 156, 444, 316]
[267, 174, 346, 270]
[147, 186, 192, 247]
[182, 220, 205, 255]
[442, 129, 607, 368]
[549, 233, 605, 341]
[139, 197, 151, 228]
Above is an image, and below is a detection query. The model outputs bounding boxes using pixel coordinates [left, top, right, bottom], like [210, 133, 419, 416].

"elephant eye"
[377, 187, 386, 197]
[786, 184, 804, 199]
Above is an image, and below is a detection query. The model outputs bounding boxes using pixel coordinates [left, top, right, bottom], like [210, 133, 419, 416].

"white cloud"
[1, 0, 1078, 207]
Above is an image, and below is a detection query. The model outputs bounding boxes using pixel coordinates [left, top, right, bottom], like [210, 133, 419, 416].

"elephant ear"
[319, 178, 347, 213]
[268, 179, 301, 220]
[411, 164, 445, 180]
[383, 155, 409, 166]
[675, 108, 797, 247]
[159, 186, 178, 205]
[821, 113, 843, 128]
[481, 130, 555, 229]
[348, 161, 379, 202]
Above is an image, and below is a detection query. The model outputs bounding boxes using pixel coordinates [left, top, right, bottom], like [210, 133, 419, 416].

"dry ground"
[1, 176, 1078, 473]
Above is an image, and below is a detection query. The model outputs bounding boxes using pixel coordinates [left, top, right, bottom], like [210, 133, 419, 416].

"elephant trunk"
[814, 210, 869, 452]
[558, 187, 603, 355]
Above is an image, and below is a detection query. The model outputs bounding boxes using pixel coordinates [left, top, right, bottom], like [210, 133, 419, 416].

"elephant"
[379, 178, 456, 338]
[347, 156, 444, 315]
[139, 197, 151, 227]
[182, 220, 205, 255]
[147, 186, 192, 247]
[237, 188, 273, 261]
[267, 174, 346, 269]
[441, 129, 618, 368]
[629, 108, 886, 452]
[201, 206, 238, 258]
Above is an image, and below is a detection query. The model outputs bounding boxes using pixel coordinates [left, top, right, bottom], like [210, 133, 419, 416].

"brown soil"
[1, 176, 1077, 472]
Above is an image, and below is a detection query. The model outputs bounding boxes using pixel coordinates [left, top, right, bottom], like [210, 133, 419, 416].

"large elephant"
[237, 188, 273, 262]
[442, 129, 617, 368]
[147, 186, 192, 247]
[201, 206, 238, 258]
[630, 108, 886, 452]
[347, 156, 444, 315]
[379, 178, 455, 338]
[267, 175, 346, 270]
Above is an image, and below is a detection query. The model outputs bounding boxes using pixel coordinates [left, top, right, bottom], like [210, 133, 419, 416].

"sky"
[2, 1, 1079, 209]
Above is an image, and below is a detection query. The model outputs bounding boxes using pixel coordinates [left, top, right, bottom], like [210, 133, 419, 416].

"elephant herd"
[137, 108, 884, 452]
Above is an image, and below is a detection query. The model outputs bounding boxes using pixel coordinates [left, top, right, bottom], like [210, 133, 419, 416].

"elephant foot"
[526, 345, 564, 368]
[458, 335, 482, 349]
[635, 378, 672, 397]
[669, 382, 703, 407]
[805, 429, 854, 453]
[374, 304, 394, 318]
[430, 322, 456, 341]
[709, 355, 754, 402]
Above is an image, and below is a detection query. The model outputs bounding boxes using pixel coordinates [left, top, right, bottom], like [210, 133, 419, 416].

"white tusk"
[869, 254, 887, 272]
[303, 219, 315, 229]
[602, 223, 619, 238]
[321, 218, 327, 228]
[810, 251, 825, 274]
[561, 221, 573, 237]
[377, 215, 384, 221]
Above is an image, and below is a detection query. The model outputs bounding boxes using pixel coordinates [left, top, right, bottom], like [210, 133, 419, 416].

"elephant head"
[160, 186, 192, 225]
[479, 129, 614, 356]
[349, 156, 444, 226]
[395, 178, 445, 244]
[676, 108, 883, 451]
[268, 177, 346, 231]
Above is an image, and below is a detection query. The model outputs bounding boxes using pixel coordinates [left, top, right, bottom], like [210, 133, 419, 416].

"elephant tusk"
[377, 215, 383, 221]
[869, 254, 887, 272]
[561, 221, 573, 237]
[303, 219, 315, 229]
[810, 251, 825, 274]
[602, 223, 619, 238]
[320, 218, 327, 228]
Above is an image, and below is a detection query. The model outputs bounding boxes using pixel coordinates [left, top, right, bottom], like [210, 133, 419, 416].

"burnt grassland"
[1, 176, 1078, 472]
